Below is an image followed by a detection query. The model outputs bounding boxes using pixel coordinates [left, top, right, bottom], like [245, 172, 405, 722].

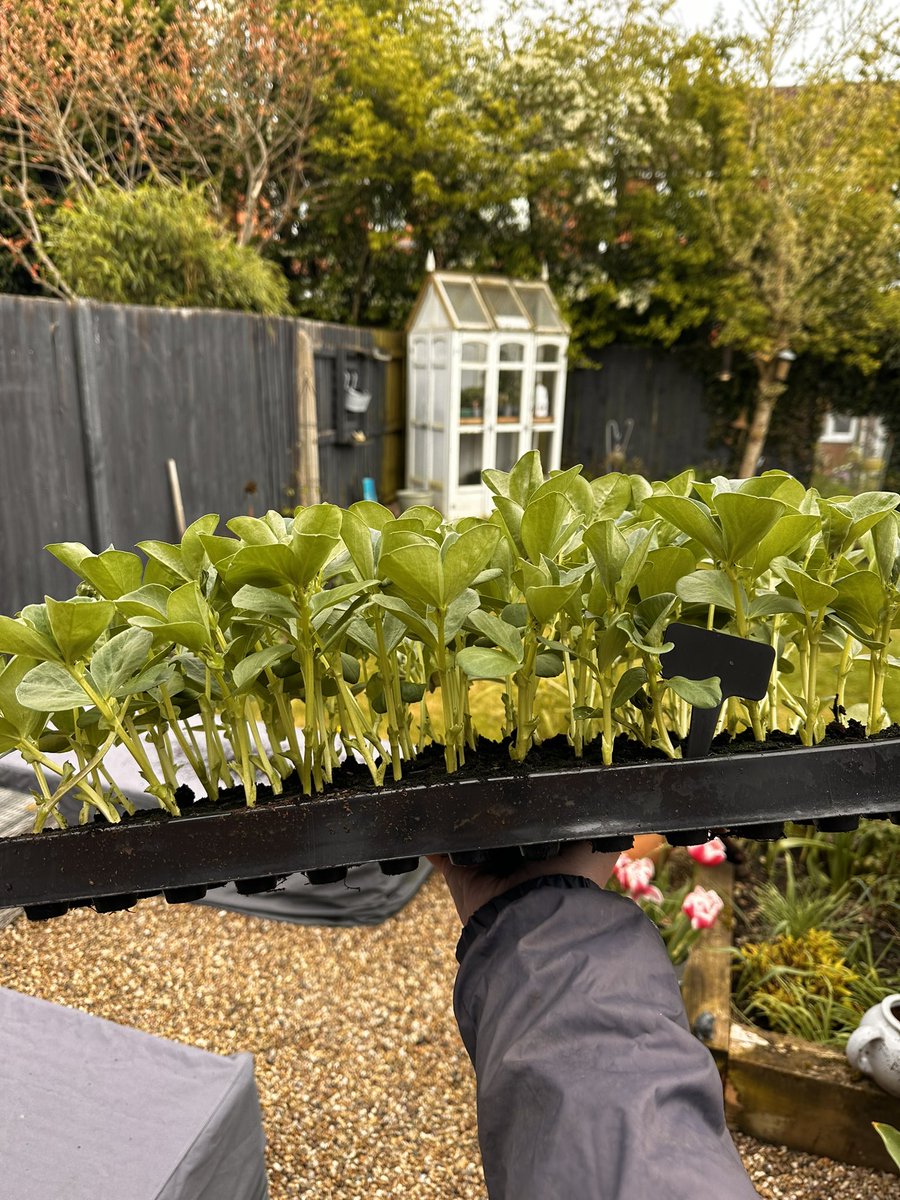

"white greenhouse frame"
[406, 271, 570, 518]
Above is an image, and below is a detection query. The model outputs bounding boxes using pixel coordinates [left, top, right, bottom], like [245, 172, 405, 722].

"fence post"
[295, 327, 320, 506]
[71, 301, 114, 548]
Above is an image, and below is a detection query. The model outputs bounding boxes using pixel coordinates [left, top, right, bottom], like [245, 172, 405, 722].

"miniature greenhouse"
[405, 271, 570, 518]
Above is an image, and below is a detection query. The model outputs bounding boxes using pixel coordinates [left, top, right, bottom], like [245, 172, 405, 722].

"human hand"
[426, 841, 619, 926]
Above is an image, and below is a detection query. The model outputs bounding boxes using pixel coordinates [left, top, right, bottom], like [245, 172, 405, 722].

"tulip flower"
[687, 838, 727, 866]
[613, 855, 663, 903]
[682, 885, 724, 930]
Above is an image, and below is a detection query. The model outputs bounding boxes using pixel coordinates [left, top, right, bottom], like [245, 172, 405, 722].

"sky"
[476, 0, 893, 75]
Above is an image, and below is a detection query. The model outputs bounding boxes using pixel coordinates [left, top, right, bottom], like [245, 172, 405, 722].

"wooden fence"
[0, 296, 404, 615]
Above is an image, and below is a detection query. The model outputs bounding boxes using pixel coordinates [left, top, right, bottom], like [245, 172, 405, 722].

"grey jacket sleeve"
[453, 875, 759, 1200]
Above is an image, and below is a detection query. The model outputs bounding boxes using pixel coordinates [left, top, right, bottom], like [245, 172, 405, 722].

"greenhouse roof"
[409, 272, 569, 334]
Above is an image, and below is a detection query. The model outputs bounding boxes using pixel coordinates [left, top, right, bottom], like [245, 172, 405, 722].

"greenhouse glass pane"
[478, 281, 528, 324]
[443, 281, 489, 326]
[517, 285, 565, 330]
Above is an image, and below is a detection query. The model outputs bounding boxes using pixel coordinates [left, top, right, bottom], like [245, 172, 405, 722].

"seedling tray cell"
[1, 736, 898, 911]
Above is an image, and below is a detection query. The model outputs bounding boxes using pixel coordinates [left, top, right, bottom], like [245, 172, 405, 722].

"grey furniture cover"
[0, 988, 268, 1200]
[195, 859, 432, 925]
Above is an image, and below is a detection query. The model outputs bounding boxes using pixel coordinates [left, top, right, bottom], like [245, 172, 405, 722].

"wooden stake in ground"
[166, 458, 186, 537]
[295, 328, 320, 507]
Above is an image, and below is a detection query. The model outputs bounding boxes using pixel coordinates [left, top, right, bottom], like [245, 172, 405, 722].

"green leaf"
[535, 651, 564, 677]
[442, 524, 500, 603]
[629, 475, 653, 507]
[372, 596, 437, 649]
[226, 516, 279, 545]
[870, 512, 899, 584]
[46, 597, 115, 662]
[457, 646, 521, 679]
[167, 581, 209, 628]
[747, 513, 821, 578]
[340, 652, 361, 684]
[346, 617, 379, 656]
[45, 541, 93, 576]
[573, 705, 603, 720]
[664, 674, 722, 708]
[399, 681, 427, 705]
[129, 618, 210, 654]
[291, 504, 343, 586]
[676, 569, 737, 612]
[199, 534, 240, 569]
[633, 593, 677, 644]
[0, 616, 59, 661]
[644, 496, 724, 559]
[341, 509, 376, 579]
[525, 581, 580, 625]
[637, 546, 698, 600]
[381, 542, 443, 609]
[231, 585, 296, 620]
[772, 559, 838, 613]
[583, 520, 628, 592]
[508, 451, 543, 506]
[137, 539, 191, 581]
[348, 500, 395, 531]
[0, 655, 45, 734]
[233, 645, 293, 692]
[611, 666, 648, 709]
[747, 594, 804, 620]
[493, 496, 525, 555]
[117, 662, 177, 699]
[402, 505, 443, 530]
[831, 572, 886, 631]
[444, 589, 480, 642]
[467, 610, 523, 660]
[521, 492, 575, 563]
[309, 579, 376, 617]
[714, 493, 786, 564]
[872, 1123, 900, 1169]
[17, 663, 88, 711]
[596, 624, 628, 671]
[89, 628, 153, 698]
[79, 550, 144, 599]
[181, 514, 220, 577]
[501, 602, 529, 628]
[590, 473, 632, 519]
[115, 585, 170, 619]
[225, 544, 303, 588]
[844, 491, 900, 544]
[616, 526, 657, 606]
[482, 467, 510, 498]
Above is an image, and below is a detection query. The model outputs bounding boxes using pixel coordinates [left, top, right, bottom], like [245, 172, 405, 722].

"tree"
[287, 0, 522, 325]
[0, 0, 335, 295]
[44, 182, 290, 313]
[703, 0, 900, 476]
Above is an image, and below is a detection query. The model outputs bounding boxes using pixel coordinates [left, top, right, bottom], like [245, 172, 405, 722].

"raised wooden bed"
[682, 863, 900, 1174]
[1, 737, 898, 915]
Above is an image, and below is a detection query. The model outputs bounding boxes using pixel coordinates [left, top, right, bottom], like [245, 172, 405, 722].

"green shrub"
[45, 183, 290, 315]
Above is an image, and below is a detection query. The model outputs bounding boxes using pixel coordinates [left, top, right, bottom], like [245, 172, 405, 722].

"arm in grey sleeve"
[453, 875, 759, 1200]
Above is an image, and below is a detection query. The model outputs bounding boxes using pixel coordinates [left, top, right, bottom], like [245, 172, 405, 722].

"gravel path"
[0, 876, 896, 1199]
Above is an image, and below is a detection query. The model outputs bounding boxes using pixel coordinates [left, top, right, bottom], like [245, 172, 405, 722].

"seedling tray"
[1, 736, 898, 914]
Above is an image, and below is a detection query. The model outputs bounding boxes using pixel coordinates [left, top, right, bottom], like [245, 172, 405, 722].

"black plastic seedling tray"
[1, 736, 898, 917]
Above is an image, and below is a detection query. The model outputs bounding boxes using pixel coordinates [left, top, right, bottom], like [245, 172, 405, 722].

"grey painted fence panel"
[0, 296, 94, 608]
[565, 346, 716, 480]
[0, 297, 402, 616]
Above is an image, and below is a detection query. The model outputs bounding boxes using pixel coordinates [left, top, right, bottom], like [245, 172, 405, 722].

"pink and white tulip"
[687, 837, 727, 867]
[613, 855, 663, 903]
[681, 885, 724, 930]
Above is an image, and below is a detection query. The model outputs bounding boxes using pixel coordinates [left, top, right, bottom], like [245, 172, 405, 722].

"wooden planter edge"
[682, 862, 900, 1174]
